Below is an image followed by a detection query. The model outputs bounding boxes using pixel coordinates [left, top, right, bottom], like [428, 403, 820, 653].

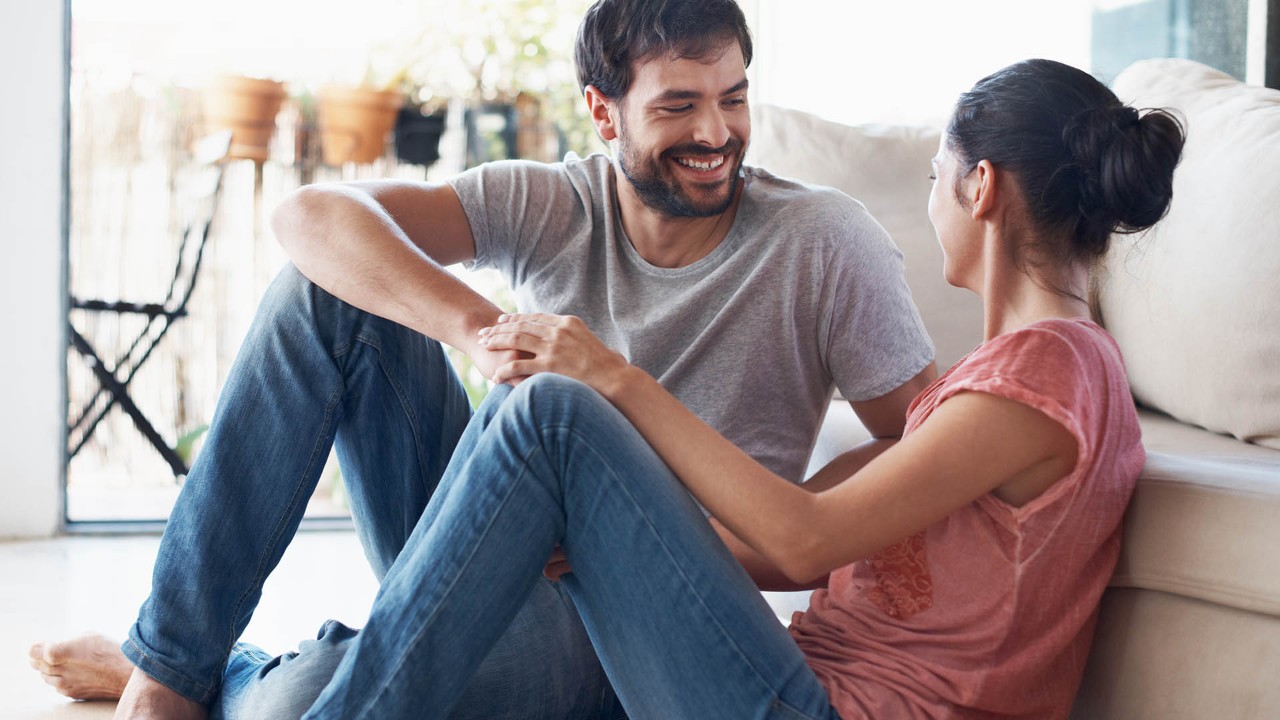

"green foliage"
[175, 424, 210, 466]
[369, 0, 602, 157]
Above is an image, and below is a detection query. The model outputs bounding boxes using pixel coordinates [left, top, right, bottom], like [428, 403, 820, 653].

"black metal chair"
[67, 131, 232, 477]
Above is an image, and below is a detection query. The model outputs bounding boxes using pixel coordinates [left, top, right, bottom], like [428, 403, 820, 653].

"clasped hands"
[477, 313, 630, 394]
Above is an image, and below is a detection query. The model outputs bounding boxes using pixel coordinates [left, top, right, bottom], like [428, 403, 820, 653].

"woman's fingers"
[499, 312, 571, 327]
[544, 546, 573, 581]
[478, 329, 544, 354]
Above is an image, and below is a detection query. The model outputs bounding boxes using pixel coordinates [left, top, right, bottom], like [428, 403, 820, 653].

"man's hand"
[477, 313, 630, 393]
[467, 342, 531, 386]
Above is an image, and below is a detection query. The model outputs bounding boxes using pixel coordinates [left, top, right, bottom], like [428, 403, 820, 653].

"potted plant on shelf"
[315, 74, 405, 166]
[200, 74, 287, 163]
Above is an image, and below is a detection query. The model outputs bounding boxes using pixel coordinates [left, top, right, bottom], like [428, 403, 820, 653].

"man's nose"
[690, 107, 731, 149]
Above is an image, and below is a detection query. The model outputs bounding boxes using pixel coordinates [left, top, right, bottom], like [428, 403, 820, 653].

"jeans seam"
[354, 330, 436, 500]
[220, 384, 344, 683]
[357, 438, 559, 717]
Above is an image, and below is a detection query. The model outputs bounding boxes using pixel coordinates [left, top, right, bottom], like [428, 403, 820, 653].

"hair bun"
[1063, 105, 1185, 250]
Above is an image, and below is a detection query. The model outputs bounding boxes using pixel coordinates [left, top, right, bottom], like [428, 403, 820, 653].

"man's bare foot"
[28, 633, 132, 701]
[113, 667, 206, 720]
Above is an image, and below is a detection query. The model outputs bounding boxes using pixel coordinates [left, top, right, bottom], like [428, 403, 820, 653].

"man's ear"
[584, 85, 618, 142]
[970, 159, 997, 220]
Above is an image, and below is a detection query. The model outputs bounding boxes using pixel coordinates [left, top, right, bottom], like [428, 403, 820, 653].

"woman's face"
[927, 135, 981, 290]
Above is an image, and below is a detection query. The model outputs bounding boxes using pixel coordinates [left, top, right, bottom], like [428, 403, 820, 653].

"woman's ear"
[584, 85, 618, 142]
[969, 159, 997, 220]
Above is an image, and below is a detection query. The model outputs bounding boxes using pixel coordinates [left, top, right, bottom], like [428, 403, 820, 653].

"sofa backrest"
[1099, 59, 1280, 450]
[746, 105, 984, 371]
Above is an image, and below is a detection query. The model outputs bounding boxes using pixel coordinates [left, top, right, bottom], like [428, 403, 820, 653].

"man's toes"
[29, 642, 53, 664]
[41, 672, 69, 693]
[42, 638, 83, 664]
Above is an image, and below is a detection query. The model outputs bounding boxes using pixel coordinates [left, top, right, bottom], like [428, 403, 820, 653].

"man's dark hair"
[574, 0, 753, 100]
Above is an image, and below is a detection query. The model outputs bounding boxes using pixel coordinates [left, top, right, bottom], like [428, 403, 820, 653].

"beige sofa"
[747, 58, 1280, 719]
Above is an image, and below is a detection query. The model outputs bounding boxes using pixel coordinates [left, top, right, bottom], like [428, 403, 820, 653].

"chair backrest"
[163, 130, 232, 315]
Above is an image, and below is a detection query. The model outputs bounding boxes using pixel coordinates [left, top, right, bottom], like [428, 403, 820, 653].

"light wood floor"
[0, 532, 377, 719]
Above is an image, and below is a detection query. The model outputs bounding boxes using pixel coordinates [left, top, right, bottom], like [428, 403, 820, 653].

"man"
[31, 0, 935, 717]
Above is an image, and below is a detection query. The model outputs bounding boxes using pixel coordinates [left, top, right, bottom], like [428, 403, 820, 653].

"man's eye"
[663, 105, 693, 113]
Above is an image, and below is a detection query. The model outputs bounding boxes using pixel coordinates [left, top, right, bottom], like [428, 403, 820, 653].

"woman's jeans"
[299, 373, 842, 720]
[121, 265, 618, 719]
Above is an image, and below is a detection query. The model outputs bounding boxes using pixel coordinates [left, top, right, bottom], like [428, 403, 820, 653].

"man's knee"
[511, 374, 603, 418]
[256, 263, 318, 318]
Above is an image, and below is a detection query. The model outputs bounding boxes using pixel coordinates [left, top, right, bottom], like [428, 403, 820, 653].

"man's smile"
[674, 155, 726, 171]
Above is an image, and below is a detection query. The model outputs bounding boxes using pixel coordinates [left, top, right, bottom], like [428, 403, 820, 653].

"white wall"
[0, 3, 66, 538]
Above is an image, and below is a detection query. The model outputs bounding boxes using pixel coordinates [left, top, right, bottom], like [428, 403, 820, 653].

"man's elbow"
[272, 184, 339, 254]
[271, 186, 312, 249]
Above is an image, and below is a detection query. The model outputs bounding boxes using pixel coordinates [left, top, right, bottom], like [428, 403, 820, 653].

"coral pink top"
[789, 318, 1144, 719]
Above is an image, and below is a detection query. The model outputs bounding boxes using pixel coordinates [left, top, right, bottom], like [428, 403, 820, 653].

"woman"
[303, 59, 1184, 720]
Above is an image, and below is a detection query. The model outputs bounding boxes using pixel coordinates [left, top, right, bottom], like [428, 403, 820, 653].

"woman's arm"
[482, 314, 1076, 585]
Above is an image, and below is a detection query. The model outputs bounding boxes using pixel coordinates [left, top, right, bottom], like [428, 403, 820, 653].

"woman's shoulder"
[967, 318, 1120, 377]
[919, 318, 1128, 428]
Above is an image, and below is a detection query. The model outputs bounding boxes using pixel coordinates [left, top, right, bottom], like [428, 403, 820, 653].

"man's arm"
[712, 364, 937, 589]
[271, 180, 510, 375]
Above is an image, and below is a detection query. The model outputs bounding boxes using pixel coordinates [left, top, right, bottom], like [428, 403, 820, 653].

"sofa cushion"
[747, 104, 983, 370]
[1138, 408, 1280, 463]
[1072, 587, 1280, 720]
[1113, 437, 1280, 616]
[1098, 58, 1280, 449]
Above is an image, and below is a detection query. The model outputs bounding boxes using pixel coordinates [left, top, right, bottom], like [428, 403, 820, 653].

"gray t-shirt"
[450, 153, 933, 482]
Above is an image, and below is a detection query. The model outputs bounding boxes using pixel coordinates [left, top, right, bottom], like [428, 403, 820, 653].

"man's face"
[613, 42, 750, 218]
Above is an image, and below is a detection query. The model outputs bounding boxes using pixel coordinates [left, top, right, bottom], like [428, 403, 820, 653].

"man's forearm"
[802, 437, 898, 494]
[272, 183, 498, 353]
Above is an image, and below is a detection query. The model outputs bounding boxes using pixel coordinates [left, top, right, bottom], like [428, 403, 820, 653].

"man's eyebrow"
[650, 79, 750, 104]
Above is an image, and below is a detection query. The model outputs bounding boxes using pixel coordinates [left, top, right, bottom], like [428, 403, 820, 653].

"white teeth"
[677, 155, 725, 171]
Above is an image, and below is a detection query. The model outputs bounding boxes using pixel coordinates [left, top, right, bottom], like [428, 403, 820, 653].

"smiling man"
[32, 1, 935, 718]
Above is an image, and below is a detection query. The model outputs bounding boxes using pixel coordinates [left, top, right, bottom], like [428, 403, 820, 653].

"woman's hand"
[477, 313, 631, 395]
[543, 546, 572, 581]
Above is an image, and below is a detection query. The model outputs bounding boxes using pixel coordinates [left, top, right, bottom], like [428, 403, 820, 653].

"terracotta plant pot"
[201, 75, 286, 163]
[317, 86, 404, 165]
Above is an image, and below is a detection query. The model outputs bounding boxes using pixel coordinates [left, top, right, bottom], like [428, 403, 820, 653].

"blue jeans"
[301, 374, 842, 720]
[121, 265, 619, 719]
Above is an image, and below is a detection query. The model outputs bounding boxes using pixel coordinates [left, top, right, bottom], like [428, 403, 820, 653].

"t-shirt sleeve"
[820, 199, 936, 402]
[446, 159, 590, 285]
[933, 326, 1097, 461]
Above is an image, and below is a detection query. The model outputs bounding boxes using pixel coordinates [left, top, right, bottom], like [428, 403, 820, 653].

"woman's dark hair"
[947, 58, 1185, 266]
[574, 0, 753, 100]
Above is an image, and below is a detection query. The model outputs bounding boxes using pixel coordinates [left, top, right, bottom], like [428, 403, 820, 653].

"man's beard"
[616, 132, 745, 219]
